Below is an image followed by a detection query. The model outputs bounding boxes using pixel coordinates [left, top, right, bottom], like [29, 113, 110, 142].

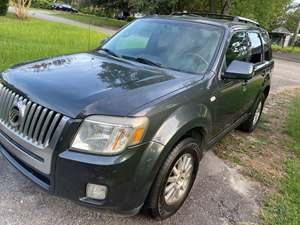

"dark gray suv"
[0, 13, 273, 220]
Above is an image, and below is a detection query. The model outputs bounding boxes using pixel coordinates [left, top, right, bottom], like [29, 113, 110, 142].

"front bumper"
[0, 137, 165, 215]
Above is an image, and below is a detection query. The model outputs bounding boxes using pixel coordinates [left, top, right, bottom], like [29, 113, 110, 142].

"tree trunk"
[291, 18, 300, 47]
[209, 0, 216, 13]
[12, 0, 32, 19]
[221, 0, 230, 15]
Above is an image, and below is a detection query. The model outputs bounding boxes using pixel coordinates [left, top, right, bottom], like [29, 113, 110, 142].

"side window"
[261, 32, 272, 61]
[248, 32, 263, 64]
[226, 32, 250, 66]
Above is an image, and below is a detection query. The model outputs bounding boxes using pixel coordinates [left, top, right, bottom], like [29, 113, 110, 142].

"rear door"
[242, 31, 266, 112]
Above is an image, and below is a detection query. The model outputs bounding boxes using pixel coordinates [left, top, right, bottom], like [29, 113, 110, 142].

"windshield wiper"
[99, 48, 119, 58]
[121, 55, 162, 68]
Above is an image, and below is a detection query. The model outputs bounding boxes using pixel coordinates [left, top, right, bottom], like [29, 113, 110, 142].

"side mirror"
[222, 60, 254, 80]
[100, 37, 110, 46]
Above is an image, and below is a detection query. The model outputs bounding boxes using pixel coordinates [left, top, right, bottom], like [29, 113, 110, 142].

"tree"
[88, 0, 294, 31]
[290, 8, 300, 46]
[0, 0, 9, 16]
[230, 0, 293, 30]
[11, 0, 33, 19]
[209, 0, 216, 13]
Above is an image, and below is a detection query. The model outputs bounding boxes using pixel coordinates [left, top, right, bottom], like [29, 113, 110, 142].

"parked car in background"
[50, 3, 78, 13]
[0, 13, 273, 220]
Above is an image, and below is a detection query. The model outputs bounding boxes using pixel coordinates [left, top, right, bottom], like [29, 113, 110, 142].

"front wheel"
[144, 138, 202, 220]
[238, 93, 265, 132]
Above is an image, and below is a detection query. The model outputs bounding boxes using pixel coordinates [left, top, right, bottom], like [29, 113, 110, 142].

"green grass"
[272, 45, 300, 55]
[286, 97, 300, 157]
[263, 160, 300, 225]
[247, 168, 273, 187]
[55, 12, 128, 28]
[263, 96, 300, 225]
[0, 13, 107, 71]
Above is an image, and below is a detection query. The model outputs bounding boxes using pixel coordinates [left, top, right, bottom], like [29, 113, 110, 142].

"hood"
[1, 53, 202, 118]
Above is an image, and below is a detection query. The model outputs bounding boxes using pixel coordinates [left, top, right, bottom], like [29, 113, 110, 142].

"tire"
[144, 137, 202, 220]
[238, 93, 265, 133]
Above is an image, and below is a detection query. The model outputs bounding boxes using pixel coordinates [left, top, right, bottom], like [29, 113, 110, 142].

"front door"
[212, 31, 251, 136]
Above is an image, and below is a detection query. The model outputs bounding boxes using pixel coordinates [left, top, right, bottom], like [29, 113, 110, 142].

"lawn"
[215, 89, 300, 225]
[272, 45, 300, 55]
[0, 13, 107, 72]
[263, 96, 300, 225]
[55, 12, 128, 28]
[286, 97, 300, 157]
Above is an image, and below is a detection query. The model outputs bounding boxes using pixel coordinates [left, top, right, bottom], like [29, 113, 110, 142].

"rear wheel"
[145, 138, 202, 220]
[238, 93, 265, 132]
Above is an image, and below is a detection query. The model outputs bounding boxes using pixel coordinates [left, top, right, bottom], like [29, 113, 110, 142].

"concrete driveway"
[0, 59, 299, 225]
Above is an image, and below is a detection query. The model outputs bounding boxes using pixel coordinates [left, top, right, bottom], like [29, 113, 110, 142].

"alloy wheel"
[164, 153, 194, 205]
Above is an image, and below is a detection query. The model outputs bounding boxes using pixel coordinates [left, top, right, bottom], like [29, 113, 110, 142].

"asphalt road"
[0, 59, 299, 225]
[272, 59, 300, 92]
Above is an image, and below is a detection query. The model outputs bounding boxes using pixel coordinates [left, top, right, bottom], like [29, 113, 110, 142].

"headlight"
[71, 116, 149, 155]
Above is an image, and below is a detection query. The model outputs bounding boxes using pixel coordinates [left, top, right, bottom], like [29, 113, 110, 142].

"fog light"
[86, 183, 107, 200]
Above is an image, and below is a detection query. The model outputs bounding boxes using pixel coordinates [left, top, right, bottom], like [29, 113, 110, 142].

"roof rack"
[233, 16, 260, 27]
[171, 12, 260, 27]
[171, 12, 203, 17]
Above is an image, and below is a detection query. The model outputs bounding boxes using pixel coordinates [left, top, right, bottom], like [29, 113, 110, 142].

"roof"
[271, 27, 290, 34]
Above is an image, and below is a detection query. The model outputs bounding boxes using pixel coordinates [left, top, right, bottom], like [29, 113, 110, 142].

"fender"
[149, 102, 212, 179]
[130, 102, 212, 207]
[152, 102, 212, 147]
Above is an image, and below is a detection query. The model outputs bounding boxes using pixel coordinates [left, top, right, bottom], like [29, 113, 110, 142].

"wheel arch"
[135, 103, 211, 209]
[140, 125, 207, 212]
[263, 85, 270, 98]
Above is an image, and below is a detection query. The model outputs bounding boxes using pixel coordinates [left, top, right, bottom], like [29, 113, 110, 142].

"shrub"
[126, 16, 135, 22]
[0, 0, 9, 16]
[11, 0, 32, 19]
[31, 0, 54, 9]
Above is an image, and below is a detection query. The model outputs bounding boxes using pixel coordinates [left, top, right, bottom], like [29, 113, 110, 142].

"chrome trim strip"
[0, 116, 69, 174]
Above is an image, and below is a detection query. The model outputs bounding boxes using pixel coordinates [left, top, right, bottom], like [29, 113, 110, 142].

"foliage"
[225, 0, 293, 30]
[0, 13, 107, 72]
[87, 0, 130, 17]
[105, 0, 293, 30]
[263, 96, 300, 225]
[0, 0, 9, 16]
[31, 0, 54, 9]
[128, 0, 209, 14]
[51, 0, 295, 31]
[285, 7, 300, 32]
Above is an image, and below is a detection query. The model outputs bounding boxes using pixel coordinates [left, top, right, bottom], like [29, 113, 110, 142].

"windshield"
[101, 19, 223, 74]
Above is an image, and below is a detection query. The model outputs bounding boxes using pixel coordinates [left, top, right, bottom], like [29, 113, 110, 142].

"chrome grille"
[0, 83, 63, 147]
